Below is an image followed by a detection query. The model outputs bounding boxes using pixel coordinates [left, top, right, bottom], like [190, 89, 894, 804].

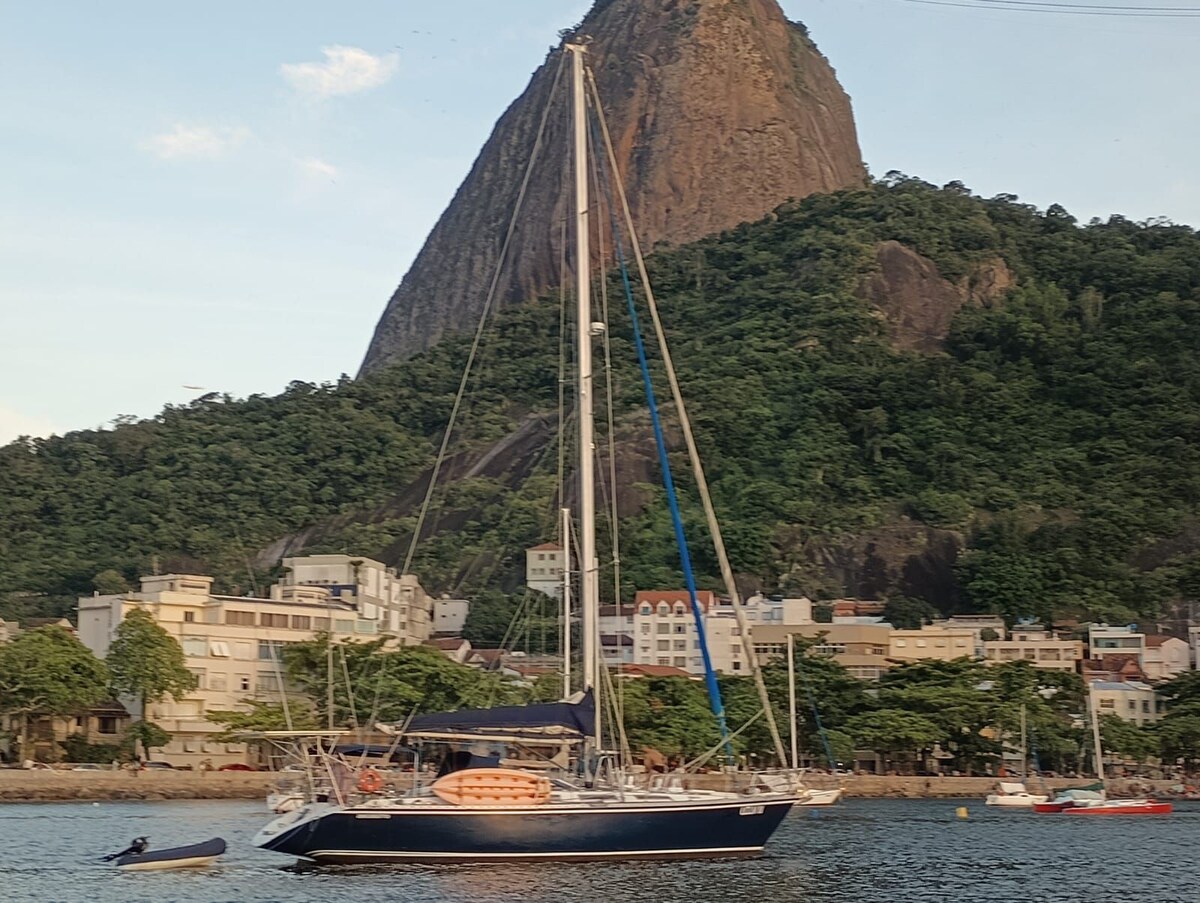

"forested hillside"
[3, 177, 1199, 628]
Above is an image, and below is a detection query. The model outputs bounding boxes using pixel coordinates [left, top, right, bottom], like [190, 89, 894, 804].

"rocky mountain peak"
[360, 0, 867, 374]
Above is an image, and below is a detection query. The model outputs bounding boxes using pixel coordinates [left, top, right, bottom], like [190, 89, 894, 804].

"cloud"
[280, 46, 398, 99]
[141, 123, 251, 160]
[297, 157, 339, 181]
[0, 404, 58, 445]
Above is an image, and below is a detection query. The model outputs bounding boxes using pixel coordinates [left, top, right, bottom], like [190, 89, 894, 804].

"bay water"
[0, 798, 1195, 903]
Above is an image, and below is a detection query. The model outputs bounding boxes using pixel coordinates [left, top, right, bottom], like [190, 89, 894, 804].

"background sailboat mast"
[562, 506, 572, 699]
[568, 41, 600, 743]
[1089, 684, 1106, 791]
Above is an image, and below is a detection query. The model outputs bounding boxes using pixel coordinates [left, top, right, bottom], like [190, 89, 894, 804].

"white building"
[433, 597, 470, 636]
[80, 575, 358, 767]
[283, 554, 433, 644]
[889, 625, 977, 663]
[606, 591, 815, 676]
[525, 543, 565, 599]
[1088, 624, 1146, 664]
[1143, 635, 1190, 683]
[1091, 679, 1163, 726]
[983, 626, 1083, 673]
[77, 561, 436, 768]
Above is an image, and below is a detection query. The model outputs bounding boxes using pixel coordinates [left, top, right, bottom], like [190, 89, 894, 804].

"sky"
[2, 0, 1198, 444]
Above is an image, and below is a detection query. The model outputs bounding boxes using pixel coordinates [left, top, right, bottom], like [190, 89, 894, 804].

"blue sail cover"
[404, 691, 595, 739]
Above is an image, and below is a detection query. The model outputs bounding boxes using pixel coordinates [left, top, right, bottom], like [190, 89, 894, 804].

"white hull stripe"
[306, 846, 763, 860]
[117, 856, 220, 871]
[337, 799, 797, 818]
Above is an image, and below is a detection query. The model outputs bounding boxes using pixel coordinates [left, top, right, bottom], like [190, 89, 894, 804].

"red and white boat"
[1035, 685, 1173, 817]
[1063, 799, 1172, 816]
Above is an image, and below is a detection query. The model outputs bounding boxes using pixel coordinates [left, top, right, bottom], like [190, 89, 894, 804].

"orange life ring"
[357, 768, 384, 793]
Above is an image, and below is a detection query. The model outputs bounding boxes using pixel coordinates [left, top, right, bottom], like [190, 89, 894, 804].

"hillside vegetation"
[3, 177, 1199, 628]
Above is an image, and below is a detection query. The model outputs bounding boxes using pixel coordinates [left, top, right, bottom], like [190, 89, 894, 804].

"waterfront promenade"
[0, 769, 1180, 802]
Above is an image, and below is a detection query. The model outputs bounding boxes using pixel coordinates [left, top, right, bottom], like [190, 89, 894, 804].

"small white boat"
[113, 838, 226, 871]
[798, 787, 844, 807]
[985, 781, 1049, 808]
[267, 790, 305, 813]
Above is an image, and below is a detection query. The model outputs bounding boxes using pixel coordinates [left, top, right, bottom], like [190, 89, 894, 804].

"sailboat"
[985, 705, 1048, 808]
[1034, 683, 1171, 816]
[252, 39, 797, 864]
[786, 634, 844, 807]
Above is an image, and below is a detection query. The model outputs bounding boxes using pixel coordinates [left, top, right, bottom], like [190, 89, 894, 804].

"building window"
[640, 624, 650, 635]
[258, 640, 285, 661]
[732, 661, 742, 671]
[640, 605, 651, 615]
[656, 623, 670, 635]
[209, 673, 227, 692]
[98, 716, 118, 735]
[238, 675, 251, 692]
[226, 610, 255, 626]
[657, 657, 670, 666]
[291, 616, 311, 630]
[673, 657, 687, 667]
[183, 611, 195, 623]
[209, 641, 231, 658]
[674, 640, 687, 651]
[1100, 699, 1115, 709]
[181, 636, 207, 657]
[674, 624, 687, 634]
[189, 669, 206, 690]
[258, 672, 282, 693]
[261, 613, 288, 628]
[657, 640, 670, 652]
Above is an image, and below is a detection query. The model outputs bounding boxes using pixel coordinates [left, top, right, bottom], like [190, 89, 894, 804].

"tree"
[282, 637, 501, 729]
[92, 569, 130, 595]
[881, 595, 939, 630]
[125, 721, 171, 759]
[106, 608, 197, 757]
[1098, 715, 1156, 765]
[0, 626, 110, 761]
[1155, 672, 1200, 773]
[843, 709, 942, 772]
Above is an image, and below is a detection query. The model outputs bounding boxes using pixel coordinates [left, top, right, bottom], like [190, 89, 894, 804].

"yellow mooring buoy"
[956, 806, 969, 819]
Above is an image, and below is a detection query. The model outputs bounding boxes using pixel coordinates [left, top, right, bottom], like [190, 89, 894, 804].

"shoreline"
[0, 771, 1183, 803]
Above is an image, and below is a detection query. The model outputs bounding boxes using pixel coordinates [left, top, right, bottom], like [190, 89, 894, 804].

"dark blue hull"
[259, 798, 795, 863]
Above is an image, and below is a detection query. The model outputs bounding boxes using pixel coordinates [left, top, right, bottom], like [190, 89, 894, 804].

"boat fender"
[357, 769, 384, 793]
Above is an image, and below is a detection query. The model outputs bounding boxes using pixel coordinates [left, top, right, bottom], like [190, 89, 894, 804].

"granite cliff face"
[360, 0, 867, 374]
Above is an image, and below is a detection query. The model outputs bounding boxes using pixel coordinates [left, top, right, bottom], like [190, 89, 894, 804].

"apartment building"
[525, 543, 565, 599]
[1091, 679, 1164, 727]
[982, 626, 1083, 673]
[752, 623, 893, 680]
[617, 591, 816, 676]
[1088, 624, 1146, 663]
[284, 554, 433, 644]
[1142, 635, 1190, 682]
[889, 625, 977, 663]
[78, 565, 434, 768]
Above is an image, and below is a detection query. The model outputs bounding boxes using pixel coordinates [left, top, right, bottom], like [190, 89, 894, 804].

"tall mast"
[561, 506, 572, 699]
[567, 41, 600, 740]
[1019, 703, 1027, 782]
[787, 633, 799, 771]
[1089, 683, 1106, 792]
